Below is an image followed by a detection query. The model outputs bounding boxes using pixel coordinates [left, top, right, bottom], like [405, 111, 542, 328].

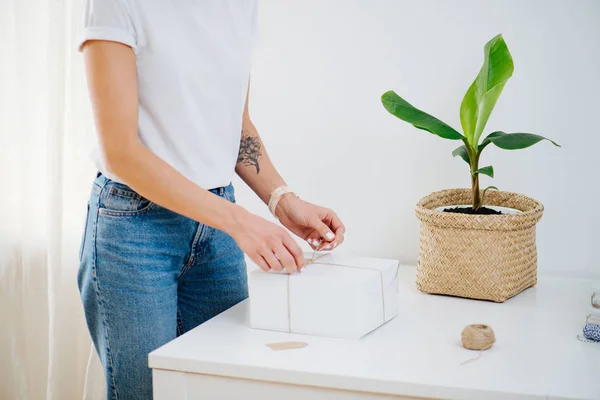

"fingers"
[252, 254, 271, 272]
[306, 235, 321, 250]
[331, 214, 345, 248]
[306, 234, 335, 251]
[252, 222, 305, 273]
[272, 242, 299, 273]
[318, 237, 335, 251]
[261, 247, 284, 272]
[283, 234, 306, 271]
[330, 211, 345, 237]
[310, 216, 336, 244]
[237, 214, 310, 274]
[321, 209, 345, 249]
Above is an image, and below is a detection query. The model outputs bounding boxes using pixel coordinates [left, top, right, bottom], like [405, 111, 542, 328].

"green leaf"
[480, 185, 499, 206]
[478, 131, 506, 152]
[382, 91, 464, 140]
[460, 34, 514, 147]
[474, 165, 494, 178]
[486, 131, 561, 150]
[452, 145, 470, 164]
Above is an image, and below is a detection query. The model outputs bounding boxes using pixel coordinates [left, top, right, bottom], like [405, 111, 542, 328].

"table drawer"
[153, 369, 427, 400]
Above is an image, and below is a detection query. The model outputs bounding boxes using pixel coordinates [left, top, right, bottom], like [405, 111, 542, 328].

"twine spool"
[461, 324, 496, 350]
[460, 324, 495, 365]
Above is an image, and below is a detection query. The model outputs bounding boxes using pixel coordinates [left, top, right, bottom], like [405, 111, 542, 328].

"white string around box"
[284, 252, 394, 334]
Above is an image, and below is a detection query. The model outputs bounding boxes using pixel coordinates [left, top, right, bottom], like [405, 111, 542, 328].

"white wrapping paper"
[248, 253, 399, 339]
[592, 283, 600, 308]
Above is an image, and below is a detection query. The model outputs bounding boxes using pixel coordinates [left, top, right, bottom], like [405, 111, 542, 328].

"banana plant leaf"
[460, 34, 514, 146]
[382, 91, 464, 140]
[485, 131, 561, 150]
[452, 145, 470, 164]
[474, 165, 494, 178]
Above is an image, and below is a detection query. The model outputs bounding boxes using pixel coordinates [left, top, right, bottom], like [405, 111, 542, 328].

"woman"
[77, 0, 345, 398]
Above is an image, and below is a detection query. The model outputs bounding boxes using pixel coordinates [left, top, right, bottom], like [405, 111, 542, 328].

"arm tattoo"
[237, 129, 263, 174]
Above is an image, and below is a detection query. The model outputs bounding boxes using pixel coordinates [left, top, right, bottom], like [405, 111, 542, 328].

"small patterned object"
[268, 185, 295, 217]
[582, 323, 600, 342]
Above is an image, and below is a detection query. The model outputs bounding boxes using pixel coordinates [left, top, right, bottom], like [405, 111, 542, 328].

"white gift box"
[248, 253, 399, 339]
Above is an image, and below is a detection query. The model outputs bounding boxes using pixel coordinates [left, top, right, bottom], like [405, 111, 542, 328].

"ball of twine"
[461, 324, 496, 351]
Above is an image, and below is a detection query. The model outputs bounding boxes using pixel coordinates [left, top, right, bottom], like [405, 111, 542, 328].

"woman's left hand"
[275, 195, 345, 251]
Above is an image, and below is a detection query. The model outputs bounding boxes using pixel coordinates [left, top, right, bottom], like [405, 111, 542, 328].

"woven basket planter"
[415, 189, 544, 302]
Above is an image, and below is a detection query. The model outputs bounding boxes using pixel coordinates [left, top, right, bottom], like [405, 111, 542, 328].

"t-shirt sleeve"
[77, 0, 137, 52]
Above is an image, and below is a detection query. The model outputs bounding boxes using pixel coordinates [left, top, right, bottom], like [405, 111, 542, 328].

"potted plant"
[381, 34, 560, 302]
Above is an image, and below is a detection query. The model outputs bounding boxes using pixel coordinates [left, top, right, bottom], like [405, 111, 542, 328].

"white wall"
[235, 0, 600, 278]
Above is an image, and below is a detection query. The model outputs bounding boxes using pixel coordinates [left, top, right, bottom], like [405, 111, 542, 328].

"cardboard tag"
[266, 341, 307, 351]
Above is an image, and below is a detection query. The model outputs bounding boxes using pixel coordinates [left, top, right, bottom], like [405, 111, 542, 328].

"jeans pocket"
[99, 181, 155, 217]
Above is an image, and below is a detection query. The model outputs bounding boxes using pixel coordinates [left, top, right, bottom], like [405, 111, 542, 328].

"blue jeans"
[78, 174, 248, 400]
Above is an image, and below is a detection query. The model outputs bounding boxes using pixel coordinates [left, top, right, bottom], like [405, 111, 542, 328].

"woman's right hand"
[229, 211, 306, 273]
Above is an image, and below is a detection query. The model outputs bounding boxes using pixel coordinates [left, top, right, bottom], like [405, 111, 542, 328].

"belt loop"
[219, 187, 224, 196]
[93, 171, 109, 189]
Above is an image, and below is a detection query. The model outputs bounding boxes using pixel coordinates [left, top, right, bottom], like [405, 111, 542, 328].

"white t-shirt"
[79, 0, 258, 189]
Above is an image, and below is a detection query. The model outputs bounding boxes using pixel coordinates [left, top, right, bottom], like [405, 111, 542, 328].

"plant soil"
[443, 206, 502, 215]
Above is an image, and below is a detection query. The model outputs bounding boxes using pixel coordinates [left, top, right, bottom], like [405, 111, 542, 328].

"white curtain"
[1, 0, 105, 398]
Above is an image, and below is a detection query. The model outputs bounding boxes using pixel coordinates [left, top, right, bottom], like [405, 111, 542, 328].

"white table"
[149, 267, 600, 400]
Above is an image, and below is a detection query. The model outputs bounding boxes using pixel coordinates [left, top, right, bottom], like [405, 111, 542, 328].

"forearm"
[105, 141, 247, 234]
[235, 117, 287, 204]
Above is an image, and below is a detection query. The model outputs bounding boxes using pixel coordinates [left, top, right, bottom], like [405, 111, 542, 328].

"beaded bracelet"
[268, 185, 295, 217]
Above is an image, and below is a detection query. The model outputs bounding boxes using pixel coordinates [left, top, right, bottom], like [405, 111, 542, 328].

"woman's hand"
[275, 195, 345, 251]
[229, 211, 306, 273]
